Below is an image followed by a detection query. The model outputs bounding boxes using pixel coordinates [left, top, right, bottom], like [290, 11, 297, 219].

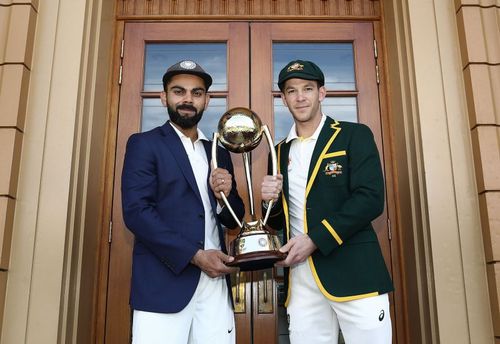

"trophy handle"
[262, 125, 277, 226]
[212, 133, 243, 228]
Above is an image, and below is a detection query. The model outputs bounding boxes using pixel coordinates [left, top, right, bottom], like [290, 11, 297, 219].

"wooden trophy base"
[226, 250, 287, 271]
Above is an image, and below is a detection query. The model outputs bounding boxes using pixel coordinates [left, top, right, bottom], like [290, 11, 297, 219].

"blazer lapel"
[277, 140, 292, 241]
[306, 117, 342, 198]
[159, 122, 202, 203]
[202, 140, 219, 213]
[278, 140, 292, 203]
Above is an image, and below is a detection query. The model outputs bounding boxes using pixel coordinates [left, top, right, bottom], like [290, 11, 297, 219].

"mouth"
[295, 106, 309, 111]
[177, 105, 197, 116]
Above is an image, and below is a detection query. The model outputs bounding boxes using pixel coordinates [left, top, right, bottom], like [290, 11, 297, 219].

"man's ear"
[318, 86, 327, 102]
[160, 91, 167, 106]
[204, 94, 210, 110]
[280, 93, 289, 108]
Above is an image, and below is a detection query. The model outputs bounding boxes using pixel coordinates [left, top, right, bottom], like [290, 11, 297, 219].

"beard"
[167, 104, 204, 129]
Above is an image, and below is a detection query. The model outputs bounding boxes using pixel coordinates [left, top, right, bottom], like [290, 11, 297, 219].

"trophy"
[212, 107, 286, 271]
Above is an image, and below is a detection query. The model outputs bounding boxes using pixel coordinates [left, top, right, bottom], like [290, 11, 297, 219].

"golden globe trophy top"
[212, 107, 286, 271]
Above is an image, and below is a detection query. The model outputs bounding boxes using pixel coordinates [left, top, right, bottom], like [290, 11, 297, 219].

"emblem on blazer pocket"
[324, 160, 343, 177]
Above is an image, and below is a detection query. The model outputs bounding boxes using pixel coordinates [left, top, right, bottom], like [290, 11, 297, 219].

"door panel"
[251, 22, 390, 269]
[106, 21, 394, 344]
[250, 22, 392, 343]
[107, 22, 251, 343]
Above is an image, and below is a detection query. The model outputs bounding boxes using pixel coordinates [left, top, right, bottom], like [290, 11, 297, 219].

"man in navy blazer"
[122, 60, 244, 344]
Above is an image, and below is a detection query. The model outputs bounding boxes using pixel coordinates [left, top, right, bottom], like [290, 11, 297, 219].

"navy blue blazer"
[121, 121, 244, 313]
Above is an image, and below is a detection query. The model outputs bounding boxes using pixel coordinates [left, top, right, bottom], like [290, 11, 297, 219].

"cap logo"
[287, 62, 304, 72]
[180, 60, 197, 70]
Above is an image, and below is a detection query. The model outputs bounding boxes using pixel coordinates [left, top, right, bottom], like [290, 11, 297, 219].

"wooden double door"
[105, 21, 395, 343]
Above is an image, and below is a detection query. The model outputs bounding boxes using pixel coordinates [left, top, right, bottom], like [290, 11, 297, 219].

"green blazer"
[267, 117, 393, 305]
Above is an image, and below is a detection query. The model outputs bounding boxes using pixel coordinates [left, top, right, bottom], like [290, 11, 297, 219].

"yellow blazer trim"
[283, 194, 291, 306]
[285, 260, 379, 305]
[277, 142, 282, 175]
[323, 150, 346, 159]
[321, 219, 343, 245]
[276, 143, 290, 239]
[305, 121, 341, 197]
[285, 206, 379, 305]
[307, 257, 380, 302]
[278, 142, 293, 306]
[287, 120, 340, 306]
[286, 121, 379, 305]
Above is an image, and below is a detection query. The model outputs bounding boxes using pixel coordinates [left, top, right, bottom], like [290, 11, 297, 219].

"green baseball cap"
[277, 60, 325, 91]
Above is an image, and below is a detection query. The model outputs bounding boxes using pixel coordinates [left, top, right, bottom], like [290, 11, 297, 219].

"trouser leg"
[132, 307, 192, 344]
[287, 262, 339, 344]
[132, 272, 235, 344]
[331, 293, 392, 344]
[287, 261, 392, 344]
[189, 273, 235, 344]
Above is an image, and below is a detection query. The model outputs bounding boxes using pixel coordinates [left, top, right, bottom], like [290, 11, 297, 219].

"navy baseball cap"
[162, 60, 213, 90]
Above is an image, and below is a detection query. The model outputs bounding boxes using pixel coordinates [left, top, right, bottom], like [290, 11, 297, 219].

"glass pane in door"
[142, 97, 227, 134]
[273, 97, 358, 143]
[273, 43, 355, 91]
[144, 43, 227, 91]
[272, 42, 357, 344]
[142, 43, 228, 134]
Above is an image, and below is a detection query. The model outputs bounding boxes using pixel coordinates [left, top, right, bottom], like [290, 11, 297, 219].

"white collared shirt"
[169, 122, 220, 250]
[285, 115, 326, 238]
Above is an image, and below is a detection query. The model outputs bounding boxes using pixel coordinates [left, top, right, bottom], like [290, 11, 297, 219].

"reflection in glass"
[273, 43, 355, 91]
[141, 97, 227, 135]
[273, 97, 357, 143]
[144, 43, 227, 92]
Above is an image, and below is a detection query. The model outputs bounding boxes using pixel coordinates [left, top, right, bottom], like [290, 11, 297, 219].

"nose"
[182, 92, 193, 103]
[296, 91, 306, 101]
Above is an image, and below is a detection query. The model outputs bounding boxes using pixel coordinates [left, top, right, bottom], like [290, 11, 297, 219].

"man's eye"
[193, 91, 205, 97]
[286, 90, 295, 95]
[173, 89, 184, 96]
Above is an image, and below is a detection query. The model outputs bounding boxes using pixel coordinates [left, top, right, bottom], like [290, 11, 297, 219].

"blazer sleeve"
[308, 124, 385, 256]
[121, 134, 200, 275]
[216, 147, 245, 229]
[262, 150, 285, 232]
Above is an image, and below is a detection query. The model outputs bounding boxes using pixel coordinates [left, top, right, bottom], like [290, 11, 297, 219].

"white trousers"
[132, 272, 235, 344]
[287, 261, 392, 344]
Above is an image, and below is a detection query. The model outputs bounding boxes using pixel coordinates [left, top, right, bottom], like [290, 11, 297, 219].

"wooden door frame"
[98, 21, 253, 343]
[373, 19, 409, 343]
[95, 19, 408, 344]
[249, 21, 401, 342]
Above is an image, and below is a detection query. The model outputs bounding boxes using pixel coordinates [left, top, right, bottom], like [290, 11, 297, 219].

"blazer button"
[199, 213, 204, 218]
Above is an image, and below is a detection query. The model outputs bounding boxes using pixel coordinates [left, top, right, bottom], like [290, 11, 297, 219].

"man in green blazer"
[261, 60, 393, 343]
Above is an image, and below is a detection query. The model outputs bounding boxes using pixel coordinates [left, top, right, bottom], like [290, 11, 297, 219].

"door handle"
[258, 269, 273, 313]
[231, 271, 246, 313]
[263, 271, 268, 303]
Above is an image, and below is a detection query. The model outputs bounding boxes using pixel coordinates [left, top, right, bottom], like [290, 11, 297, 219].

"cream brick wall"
[456, 1, 500, 339]
[0, 1, 37, 337]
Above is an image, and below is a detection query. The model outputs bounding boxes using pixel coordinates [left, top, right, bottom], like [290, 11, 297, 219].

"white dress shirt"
[285, 115, 326, 239]
[169, 122, 220, 250]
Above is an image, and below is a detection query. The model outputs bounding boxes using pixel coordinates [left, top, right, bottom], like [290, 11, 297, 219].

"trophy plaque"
[212, 107, 286, 271]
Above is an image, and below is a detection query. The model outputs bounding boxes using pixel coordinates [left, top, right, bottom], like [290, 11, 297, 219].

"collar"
[168, 121, 208, 143]
[285, 114, 326, 143]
